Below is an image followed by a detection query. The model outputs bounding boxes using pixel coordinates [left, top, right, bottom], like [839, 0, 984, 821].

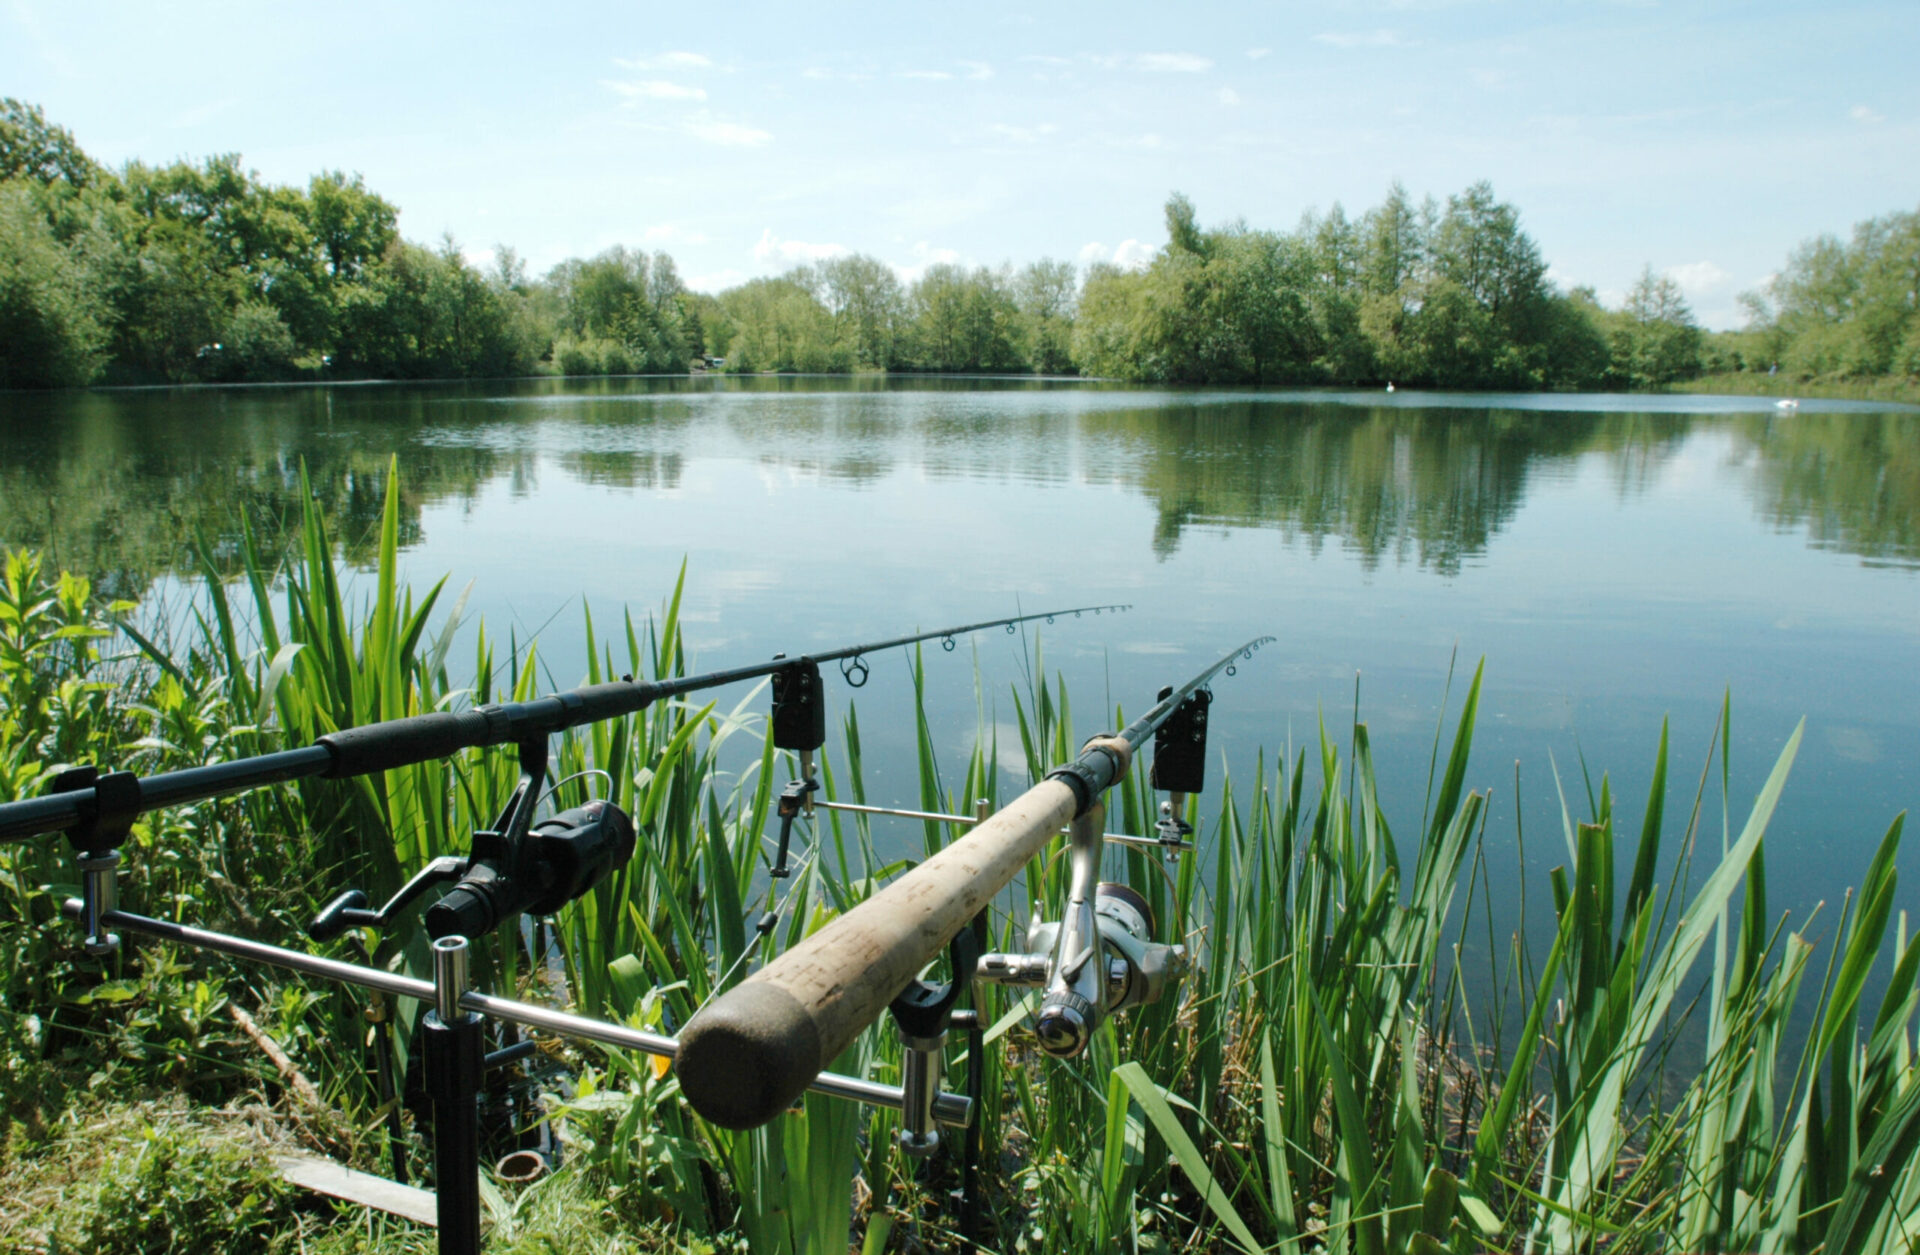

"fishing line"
[536, 770, 613, 809]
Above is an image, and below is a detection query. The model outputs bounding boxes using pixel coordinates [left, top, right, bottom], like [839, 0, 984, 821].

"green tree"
[1430, 182, 1547, 320]
[0, 97, 100, 187]
[1538, 288, 1613, 390]
[1012, 259, 1077, 370]
[106, 215, 240, 382]
[1361, 182, 1427, 297]
[1209, 228, 1320, 382]
[817, 254, 904, 368]
[1609, 267, 1702, 387]
[906, 264, 1020, 371]
[1164, 191, 1207, 259]
[307, 170, 398, 283]
[1761, 210, 1920, 377]
[548, 246, 687, 373]
[719, 272, 846, 372]
[0, 183, 111, 386]
[1070, 262, 1152, 379]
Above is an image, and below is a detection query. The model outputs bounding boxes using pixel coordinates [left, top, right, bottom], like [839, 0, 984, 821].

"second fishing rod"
[0, 602, 1130, 848]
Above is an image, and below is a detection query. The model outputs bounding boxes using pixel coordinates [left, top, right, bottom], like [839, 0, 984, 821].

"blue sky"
[6, 0, 1916, 329]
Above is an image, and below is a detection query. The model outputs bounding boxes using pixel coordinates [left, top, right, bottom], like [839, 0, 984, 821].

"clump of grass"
[1679, 370, 1920, 406]
[0, 1098, 296, 1254]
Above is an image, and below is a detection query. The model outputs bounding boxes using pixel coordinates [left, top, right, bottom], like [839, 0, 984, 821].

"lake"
[2, 375, 1916, 961]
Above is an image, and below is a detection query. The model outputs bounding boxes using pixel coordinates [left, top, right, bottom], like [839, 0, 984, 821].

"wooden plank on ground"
[274, 1153, 438, 1227]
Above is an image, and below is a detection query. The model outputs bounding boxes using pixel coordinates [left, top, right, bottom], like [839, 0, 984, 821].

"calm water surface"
[3, 376, 1917, 959]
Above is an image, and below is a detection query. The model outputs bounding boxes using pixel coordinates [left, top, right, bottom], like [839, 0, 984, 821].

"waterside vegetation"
[4, 98, 1917, 398]
[3, 474, 1919, 1252]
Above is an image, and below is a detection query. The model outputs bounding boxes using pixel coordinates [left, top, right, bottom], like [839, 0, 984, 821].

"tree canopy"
[1, 99, 1910, 392]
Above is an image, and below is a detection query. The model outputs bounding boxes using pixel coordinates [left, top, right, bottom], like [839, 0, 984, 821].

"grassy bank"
[3, 473, 1918, 1253]
[1679, 370, 1920, 407]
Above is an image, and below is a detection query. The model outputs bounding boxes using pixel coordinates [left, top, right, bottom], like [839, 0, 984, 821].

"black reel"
[428, 798, 636, 939]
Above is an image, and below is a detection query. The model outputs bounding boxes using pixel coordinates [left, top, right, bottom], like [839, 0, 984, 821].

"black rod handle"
[0, 746, 333, 842]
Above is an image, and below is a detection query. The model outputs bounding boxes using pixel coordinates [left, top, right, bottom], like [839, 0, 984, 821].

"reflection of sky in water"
[386, 385, 1920, 979]
[3, 380, 1916, 976]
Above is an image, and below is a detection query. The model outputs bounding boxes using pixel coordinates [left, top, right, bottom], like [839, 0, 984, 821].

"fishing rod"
[674, 635, 1275, 1134]
[0, 602, 1129, 848]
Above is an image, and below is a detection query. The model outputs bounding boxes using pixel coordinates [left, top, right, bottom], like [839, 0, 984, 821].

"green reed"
[3, 463, 1919, 1253]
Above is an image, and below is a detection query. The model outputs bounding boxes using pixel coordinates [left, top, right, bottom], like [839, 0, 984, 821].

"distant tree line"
[2, 99, 1914, 392]
[1710, 209, 1920, 381]
[0, 99, 697, 389]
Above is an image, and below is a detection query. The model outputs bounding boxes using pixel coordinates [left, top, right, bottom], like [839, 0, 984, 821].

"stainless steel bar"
[816, 800, 976, 825]
[64, 903, 959, 1118]
[1105, 831, 1191, 851]
[818, 799, 1179, 852]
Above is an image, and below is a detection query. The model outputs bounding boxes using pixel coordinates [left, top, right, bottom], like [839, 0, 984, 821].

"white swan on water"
[1386, 382, 1396, 393]
[1776, 398, 1799, 411]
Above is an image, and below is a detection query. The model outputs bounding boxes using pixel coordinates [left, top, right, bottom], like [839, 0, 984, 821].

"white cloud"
[989, 122, 1058, 143]
[1247, 47, 1272, 60]
[1665, 260, 1730, 296]
[1079, 240, 1154, 270]
[1216, 87, 1240, 106]
[643, 223, 710, 246]
[1133, 52, 1213, 73]
[1135, 133, 1164, 149]
[959, 60, 995, 80]
[1020, 54, 1073, 66]
[687, 117, 771, 146]
[462, 246, 497, 270]
[893, 241, 965, 284]
[1851, 104, 1886, 124]
[1471, 68, 1511, 89]
[901, 69, 955, 81]
[604, 79, 708, 102]
[753, 229, 849, 264]
[615, 51, 712, 71]
[1313, 29, 1407, 49]
[687, 268, 746, 293]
